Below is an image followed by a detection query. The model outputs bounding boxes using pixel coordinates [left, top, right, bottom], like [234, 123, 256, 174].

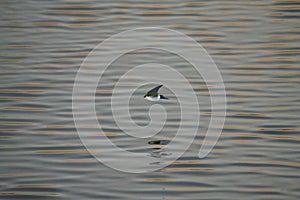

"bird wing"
[145, 85, 163, 96]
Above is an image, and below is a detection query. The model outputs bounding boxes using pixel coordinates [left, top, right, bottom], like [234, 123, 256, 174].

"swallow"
[144, 85, 168, 101]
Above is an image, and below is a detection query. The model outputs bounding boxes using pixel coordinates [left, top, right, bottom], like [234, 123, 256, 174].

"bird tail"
[160, 95, 168, 100]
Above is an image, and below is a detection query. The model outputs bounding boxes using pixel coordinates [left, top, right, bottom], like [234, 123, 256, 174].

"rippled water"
[1, 0, 300, 199]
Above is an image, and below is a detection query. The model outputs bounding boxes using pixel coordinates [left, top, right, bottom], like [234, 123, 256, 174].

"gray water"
[1, 0, 300, 199]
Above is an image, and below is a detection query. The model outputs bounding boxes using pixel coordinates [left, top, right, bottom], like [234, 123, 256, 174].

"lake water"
[1, 0, 300, 199]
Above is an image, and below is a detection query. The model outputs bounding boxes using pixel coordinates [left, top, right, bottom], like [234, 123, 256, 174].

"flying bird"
[144, 85, 168, 101]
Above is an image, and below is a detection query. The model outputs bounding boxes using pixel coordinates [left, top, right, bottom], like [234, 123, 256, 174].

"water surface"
[1, 0, 300, 199]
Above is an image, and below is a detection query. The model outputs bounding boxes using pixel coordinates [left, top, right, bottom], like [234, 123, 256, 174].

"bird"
[144, 85, 168, 101]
